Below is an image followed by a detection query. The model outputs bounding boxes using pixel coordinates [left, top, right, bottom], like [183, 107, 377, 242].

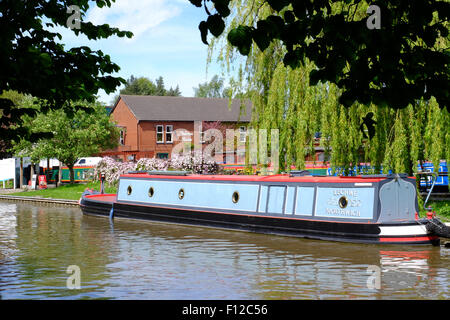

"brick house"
[102, 95, 252, 162]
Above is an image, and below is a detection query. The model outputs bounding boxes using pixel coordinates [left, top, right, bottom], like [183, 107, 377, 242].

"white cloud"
[88, 0, 182, 39]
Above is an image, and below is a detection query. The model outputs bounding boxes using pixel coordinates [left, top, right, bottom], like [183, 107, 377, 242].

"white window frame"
[165, 125, 173, 144]
[156, 125, 164, 144]
[239, 126, 247, 143]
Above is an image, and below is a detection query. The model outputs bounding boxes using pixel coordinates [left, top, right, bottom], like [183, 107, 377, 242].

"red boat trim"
[85, 193, 116, 198]
[379, 235, 439, 243]
[120, 173, 387, 183]
[84, 194, 116, 202]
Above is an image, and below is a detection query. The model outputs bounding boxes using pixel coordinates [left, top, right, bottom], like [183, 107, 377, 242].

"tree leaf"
[189, 0, 203, 8]
[199, 20, 209, 45]
[266, 0, 290, 12]
[214, 0, 231, 17]
[207, 14, 225, 37]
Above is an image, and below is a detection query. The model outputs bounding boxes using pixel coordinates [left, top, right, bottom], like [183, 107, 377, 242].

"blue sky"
[59, 0, 224, 105]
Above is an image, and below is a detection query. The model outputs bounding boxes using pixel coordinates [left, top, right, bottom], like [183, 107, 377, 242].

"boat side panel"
[295, 187, 315, 216]
[315, 187, 375, 220]
[118, 179, 260, 212]
[267, 186, 286, 214]
[284, 187, 295, 215]
[118, 177, 383, 223]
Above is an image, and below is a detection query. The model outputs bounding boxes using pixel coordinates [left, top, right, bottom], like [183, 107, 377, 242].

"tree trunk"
[19, 157, 23, 189]
[58, 162, 62, 186]
[68, 164, 75, 184]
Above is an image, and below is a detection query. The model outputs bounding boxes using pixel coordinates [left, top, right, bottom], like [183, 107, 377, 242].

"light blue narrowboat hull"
[80, 172, 450, 245]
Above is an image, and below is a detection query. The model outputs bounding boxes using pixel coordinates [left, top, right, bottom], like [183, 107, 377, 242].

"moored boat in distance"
[80, 171, 450, 245]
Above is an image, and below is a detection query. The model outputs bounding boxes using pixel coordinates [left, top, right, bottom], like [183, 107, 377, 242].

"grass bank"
[419, 200, 450, 221]
[7, 182, 450, 221]
[8, 182, 117, 201]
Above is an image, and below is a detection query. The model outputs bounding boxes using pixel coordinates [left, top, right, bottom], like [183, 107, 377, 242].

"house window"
[119, 129, 125, 145]
[166, 125, 173, 143]
[239, 126, 247, 143]
[157, 153, 169, 159]
[156, 125, 164, 143]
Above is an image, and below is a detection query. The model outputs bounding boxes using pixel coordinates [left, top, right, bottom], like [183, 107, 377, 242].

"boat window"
[178, 188, 185, 200]
[232, 191, 239, 203]
[148, 187, 154, 197]
[127, 185, 132, 195]
[338, 196, 348, 208]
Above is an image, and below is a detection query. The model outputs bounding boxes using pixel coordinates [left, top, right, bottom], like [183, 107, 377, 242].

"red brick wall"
[139, 121, 194, 158]
[102, 99, 250, 162]
[110, 99, 138, 152]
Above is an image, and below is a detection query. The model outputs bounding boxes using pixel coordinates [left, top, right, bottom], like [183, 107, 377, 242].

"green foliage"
[202, 0, 449, 177]
[0, 91, 36, 158]
[120, 76, 157, 95]
[192, 0, 450, 111]
[0, 0, 133, 142]
[11, 101, 119, 183]
[119, 75, 181, 98]
[193, 75, 230, 98]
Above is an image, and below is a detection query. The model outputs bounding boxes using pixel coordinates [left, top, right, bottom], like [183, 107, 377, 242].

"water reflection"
[0, 201, 448, 299]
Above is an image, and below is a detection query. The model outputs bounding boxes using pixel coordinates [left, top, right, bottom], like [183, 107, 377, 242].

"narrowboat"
[79, 171, 450, 245]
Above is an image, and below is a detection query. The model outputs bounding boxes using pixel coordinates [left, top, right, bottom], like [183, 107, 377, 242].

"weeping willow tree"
[209, 1, 333, 173]
[208, 0, 449, 177]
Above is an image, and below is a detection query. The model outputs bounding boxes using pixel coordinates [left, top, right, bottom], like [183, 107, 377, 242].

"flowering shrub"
[136, 158, 169, 171]
[171, 151, 219, 174]
[93, 153, 219, 185]
[93, 157, 136, 186]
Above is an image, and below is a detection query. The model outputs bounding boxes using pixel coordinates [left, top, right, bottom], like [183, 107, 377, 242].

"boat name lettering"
[333, 189, 358, 197]
[326, 208, 361, 217]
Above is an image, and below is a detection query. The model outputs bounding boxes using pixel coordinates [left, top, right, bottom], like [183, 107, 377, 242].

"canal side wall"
[0, 195, 79, 206]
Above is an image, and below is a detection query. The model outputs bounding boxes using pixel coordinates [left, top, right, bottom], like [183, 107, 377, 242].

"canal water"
[0, 201, 449, 300]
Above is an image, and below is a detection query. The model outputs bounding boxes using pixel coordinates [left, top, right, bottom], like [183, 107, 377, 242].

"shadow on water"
[0, 201, 448, 299]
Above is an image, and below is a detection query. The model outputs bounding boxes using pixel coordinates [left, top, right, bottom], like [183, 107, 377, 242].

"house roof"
[114, 95, 252, 122]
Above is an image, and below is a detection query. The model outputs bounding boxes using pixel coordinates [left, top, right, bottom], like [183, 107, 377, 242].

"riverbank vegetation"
[8, 182, 117, 201]
[10, 100, 120, 184]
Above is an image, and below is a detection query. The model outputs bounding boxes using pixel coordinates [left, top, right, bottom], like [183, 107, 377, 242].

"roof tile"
[117, 95, 252, 122]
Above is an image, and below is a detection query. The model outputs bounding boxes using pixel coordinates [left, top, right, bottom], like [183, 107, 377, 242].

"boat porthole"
[339, 196, 348, 208]
[232, 191, 239, 203]
[178, 188, 185, 200]
[148, 187, 154, 197]
[127, 185, 132, 195]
